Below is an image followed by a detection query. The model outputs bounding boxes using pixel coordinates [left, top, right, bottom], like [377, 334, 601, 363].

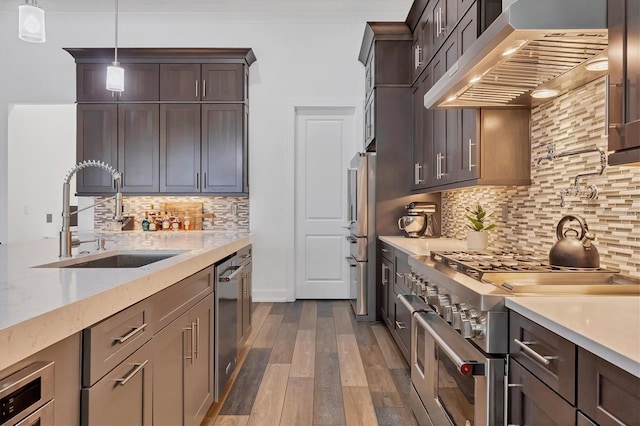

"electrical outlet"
[46, 213, 53, 223]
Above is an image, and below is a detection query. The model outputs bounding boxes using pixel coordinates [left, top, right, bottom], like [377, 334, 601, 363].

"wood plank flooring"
[203, 300, 418, 426]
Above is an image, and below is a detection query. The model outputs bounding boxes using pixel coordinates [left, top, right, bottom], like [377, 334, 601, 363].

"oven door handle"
[414, 312, 485, 376]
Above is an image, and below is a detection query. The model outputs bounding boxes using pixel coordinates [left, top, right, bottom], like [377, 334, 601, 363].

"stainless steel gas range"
[400, 250, 637, 426]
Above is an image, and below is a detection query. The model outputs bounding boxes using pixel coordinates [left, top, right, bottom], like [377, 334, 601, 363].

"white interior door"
[294, 107, 356, 299]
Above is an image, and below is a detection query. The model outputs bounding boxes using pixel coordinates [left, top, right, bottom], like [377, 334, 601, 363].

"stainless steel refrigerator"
[345, 152, 377, 321]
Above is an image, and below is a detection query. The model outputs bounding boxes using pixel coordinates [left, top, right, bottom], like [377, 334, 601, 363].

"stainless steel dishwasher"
[214, 252, 247, 401]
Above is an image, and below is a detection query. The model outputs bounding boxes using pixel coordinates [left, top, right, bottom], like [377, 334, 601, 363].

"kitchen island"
[0, 231, 250, 371]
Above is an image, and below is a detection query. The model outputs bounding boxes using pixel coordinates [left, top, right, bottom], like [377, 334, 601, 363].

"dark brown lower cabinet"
[81, 342, 153, 426]
[153, 293, 214, 426]
[508, 359, 576, 425]
[578, 347, 640, 426]
[380, 255, 393, 327]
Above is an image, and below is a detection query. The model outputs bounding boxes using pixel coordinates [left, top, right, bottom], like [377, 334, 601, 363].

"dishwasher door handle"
[219, 264, 245, 282]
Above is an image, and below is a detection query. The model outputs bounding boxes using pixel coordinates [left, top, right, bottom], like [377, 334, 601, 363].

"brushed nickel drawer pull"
[115, 360, 149, 386]
[513, 339, 557, 366]
[395, 321, 407, 330]
[194, 317, 200, 360]
[114, 323, 147, 344]
[195, 79, 199, 98]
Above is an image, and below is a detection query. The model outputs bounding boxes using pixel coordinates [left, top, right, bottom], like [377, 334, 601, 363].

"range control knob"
[436, 294, 451, 316]
[443, 303, 460, 324]
[461, 316, 485, 339]
[426, 286, 439, 305]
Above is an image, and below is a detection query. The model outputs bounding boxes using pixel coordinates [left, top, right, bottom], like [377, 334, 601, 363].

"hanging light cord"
[114, 0, 119, 65]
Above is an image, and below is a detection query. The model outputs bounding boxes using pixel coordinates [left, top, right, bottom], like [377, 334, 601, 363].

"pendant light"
[18, 0, 46, 43]
[106, 0, 124, 92]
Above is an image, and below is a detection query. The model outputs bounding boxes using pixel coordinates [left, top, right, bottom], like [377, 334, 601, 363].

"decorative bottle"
[141, 212, 150, 231]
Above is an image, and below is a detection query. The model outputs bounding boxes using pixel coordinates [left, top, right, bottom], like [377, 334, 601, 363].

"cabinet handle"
[381, 264, 388, 285]
[194, 317, 200, 360]
[513, 339, 557, 366]
[414, 45, 422, 69]
[185, 323, 195, 363]
[115, 360, 149, 386]
[204, 172, 207, 188]
[195, 79, 199, 98]
[468, 139, 476, 171]
[196, 172, 200, 189]
[203, 80, 207, 98]
[381, 248, 389, 253]
[436, 8, 441, 36]
[113, 323, 147, 344]
[605, 74, 610, 136]
[395, 321, 407, 330]
[414, 163, 424, 184]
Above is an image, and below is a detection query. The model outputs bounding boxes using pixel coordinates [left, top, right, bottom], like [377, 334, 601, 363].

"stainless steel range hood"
[424, 0, 608, 109]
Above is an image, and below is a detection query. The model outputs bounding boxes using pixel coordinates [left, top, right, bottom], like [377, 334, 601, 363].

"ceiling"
[1, 0, 413, 15]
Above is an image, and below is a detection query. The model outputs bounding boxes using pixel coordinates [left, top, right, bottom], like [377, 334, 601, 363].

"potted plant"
[465, 204, 495, 250]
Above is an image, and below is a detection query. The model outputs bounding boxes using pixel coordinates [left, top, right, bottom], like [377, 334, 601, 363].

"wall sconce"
[106, 0, 124, 92]
[18, 0, 46, 43]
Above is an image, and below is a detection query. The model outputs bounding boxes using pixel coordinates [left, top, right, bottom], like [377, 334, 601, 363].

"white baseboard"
[252, 288, 290, 302]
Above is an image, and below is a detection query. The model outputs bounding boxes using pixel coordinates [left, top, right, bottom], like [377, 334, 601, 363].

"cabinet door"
[442, 37, 460, 185]
[457, 109, 480, 181]
[118, 104, 160, 193]
[608, 0, 640, 153]
[364, 92, 376, 147]
[185, 294, 214, 426]
[160, 64, 201, 101]
[202, 64, 244, 102]
[242, 264, 252, 340]
[160, 104, 202, 193]
[365, 51, 375, 98]
[431, 0, 457, 53]
[202, 104, 244, 193]
[393, 297, 411, 362]
[119, 64, 160, 102]
[77, 64, 113, 102]
[152, 311, 189, 426]
[578, 347, 640, 426]
[430, 53, 451, 186]
[77, 64, 159, 102]
[508, 359, 576, 426]
[412, 82, 425, 190]
[81, 342, 153, 426]
[77, 104, 118, 194]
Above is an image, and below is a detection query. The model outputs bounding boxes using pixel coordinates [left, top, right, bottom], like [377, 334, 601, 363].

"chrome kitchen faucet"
[59, 160, 125, 258]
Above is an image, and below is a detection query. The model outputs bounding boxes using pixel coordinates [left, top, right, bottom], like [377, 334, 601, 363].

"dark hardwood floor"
[203, 300, 418, 426]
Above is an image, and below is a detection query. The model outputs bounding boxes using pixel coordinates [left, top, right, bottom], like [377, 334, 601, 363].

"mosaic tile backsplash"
[441, 77, 640, 277]
[93, 195, 249, 232]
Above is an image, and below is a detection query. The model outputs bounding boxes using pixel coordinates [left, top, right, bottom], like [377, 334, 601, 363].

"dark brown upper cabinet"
[160, 63, 244, 102]
[76, 104, 118, 194]
[607, 0, 640, 166]
[76, 63, 159, 102]
[118, 104, 160, 193]
[66, 48, 255, 195]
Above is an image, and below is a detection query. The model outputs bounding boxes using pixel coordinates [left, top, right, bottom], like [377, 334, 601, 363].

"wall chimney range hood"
[424, 0, 608, 109]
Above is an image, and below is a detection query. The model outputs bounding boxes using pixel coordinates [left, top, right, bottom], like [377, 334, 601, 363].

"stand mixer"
[397, 202, 438, 238]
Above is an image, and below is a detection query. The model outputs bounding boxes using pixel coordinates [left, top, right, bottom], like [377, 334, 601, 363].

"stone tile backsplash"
[94, 195, 249, 232]
[441, 77, 640, 277]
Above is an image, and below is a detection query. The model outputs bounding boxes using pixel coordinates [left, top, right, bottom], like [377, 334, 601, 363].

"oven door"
[411, 310, 505, 426]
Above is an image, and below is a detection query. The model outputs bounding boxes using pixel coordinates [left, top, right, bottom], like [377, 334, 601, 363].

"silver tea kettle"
[549, 214, 600, 268]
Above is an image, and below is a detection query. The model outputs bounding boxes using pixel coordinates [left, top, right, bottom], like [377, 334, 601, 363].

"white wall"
[7, 104, 77, 242]
[0, 1, 412, 300]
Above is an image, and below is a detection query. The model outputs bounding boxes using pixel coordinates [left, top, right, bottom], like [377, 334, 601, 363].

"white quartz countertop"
[0, 231, 251, 371]
[506, 296, 640, 377]
[378, 236, 466, 256]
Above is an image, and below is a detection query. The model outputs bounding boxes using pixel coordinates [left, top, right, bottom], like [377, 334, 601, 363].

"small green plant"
[465, 204, 495, 232]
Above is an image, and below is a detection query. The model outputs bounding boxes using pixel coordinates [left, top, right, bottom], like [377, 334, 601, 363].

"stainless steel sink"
[35, 251, 186, 269]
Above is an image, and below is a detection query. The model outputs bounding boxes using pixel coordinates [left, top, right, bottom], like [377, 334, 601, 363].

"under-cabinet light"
[585, 57, 608, 72]
[502, 40, 526, 56]
[531, 89, 559, 99]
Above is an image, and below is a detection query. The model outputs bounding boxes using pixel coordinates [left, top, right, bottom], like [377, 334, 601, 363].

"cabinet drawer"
[508, 359, 576, 425]
[150, 266, 213, 333]
[82, 299, 152, 387]
[577, 347, 640, 426]
[81, 341, 152, 426]
[509, 312, 576, 404]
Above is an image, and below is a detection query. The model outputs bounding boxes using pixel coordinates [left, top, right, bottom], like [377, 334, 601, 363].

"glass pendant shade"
[18, 2, 46, 43]
[106, 64, 125, 92]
